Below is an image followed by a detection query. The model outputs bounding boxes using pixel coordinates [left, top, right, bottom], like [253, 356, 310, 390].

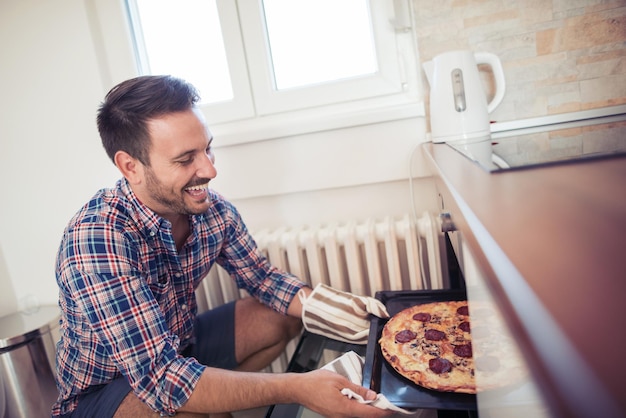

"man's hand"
[293, 369, 394, 418]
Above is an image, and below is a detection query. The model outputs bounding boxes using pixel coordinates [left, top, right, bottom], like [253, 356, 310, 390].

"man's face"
[138, 108, 217, 220]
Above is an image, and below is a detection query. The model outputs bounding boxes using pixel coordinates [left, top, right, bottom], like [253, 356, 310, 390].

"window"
[97, 0, 422, 144]
[262, 0, 377, 91]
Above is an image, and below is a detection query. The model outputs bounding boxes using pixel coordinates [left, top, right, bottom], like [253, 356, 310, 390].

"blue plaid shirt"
[53, 178, 304, 416]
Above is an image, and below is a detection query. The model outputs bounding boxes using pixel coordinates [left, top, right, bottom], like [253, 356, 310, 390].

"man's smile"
[184, 182, 209, 198]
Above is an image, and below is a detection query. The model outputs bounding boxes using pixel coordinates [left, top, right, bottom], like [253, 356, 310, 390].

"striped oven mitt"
[299, 284, 389, 344]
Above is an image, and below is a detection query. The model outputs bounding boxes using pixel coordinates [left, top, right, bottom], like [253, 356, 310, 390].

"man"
[53, 75, 391, 418]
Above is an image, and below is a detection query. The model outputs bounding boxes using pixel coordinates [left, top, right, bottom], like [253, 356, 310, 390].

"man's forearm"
[179, 367, 297, 413]
[179, 365, 389, 417]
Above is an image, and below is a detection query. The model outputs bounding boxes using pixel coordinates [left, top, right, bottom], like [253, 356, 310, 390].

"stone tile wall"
[412, 0, 626, 123]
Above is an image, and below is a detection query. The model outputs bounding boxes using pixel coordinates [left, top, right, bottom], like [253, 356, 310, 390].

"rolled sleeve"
[147, 356, 205, 414]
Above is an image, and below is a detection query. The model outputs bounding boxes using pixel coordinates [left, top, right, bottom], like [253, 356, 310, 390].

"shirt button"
[181, 304, 188, 311]
[150, 231, 156, 237]
[175, 272, 182, 278]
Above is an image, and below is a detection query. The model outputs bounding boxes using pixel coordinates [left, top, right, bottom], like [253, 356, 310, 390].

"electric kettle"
[423, 50, 506, 143]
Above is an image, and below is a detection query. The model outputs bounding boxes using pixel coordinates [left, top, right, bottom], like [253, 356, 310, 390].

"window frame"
[89, 0, 424, 146]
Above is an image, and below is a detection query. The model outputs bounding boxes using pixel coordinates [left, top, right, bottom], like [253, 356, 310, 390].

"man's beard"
[144, 167, 208, 216]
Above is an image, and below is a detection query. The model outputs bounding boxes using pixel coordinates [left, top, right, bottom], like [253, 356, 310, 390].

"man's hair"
[97, 75, 200, 166]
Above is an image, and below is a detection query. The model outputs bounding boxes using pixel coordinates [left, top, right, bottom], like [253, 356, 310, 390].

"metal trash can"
[0, 305, 60, 418]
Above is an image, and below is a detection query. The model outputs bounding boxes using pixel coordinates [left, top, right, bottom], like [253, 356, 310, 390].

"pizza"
[379, 300, 523, 394]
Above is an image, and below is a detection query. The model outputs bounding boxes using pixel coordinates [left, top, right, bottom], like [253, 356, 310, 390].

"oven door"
[446, 229, 552, 418]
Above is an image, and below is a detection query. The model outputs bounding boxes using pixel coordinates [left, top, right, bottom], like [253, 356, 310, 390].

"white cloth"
[299, 284, 389, 344]
[321, 351, 416, 415]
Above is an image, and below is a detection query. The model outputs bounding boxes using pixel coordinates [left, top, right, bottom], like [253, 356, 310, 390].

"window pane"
[131, 0, 233, 104]
[262, 0, 378, 90]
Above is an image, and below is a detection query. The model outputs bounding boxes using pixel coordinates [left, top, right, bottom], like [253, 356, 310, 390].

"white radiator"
[195, 213, 444, 371]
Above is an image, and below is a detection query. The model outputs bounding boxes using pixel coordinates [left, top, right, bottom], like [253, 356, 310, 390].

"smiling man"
[52, 75, 391, 418]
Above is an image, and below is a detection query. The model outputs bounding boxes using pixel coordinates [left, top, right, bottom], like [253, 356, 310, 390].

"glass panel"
[262, 0, 378, 90]
[131, 0, 233, 104]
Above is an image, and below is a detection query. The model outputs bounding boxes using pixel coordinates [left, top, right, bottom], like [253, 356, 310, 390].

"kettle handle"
[474, 52, 506, 113]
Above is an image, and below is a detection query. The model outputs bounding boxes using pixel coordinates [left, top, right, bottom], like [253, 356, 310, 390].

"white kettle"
[423, 50, 506, 143]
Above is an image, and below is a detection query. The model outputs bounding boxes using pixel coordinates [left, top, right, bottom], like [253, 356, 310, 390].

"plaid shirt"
[53, 178, 304, 416]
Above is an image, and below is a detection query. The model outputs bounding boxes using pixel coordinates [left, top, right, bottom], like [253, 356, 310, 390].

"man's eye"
[178, 158, 193, 165]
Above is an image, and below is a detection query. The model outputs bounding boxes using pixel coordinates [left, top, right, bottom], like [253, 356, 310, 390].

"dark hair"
[97, 75, 200, 166]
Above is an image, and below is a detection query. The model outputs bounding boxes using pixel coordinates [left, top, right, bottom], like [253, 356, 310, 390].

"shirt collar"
[117, 178, 170, 237]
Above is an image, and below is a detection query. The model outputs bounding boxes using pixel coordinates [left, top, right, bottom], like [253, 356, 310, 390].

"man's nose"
[198, 152, 217, 179]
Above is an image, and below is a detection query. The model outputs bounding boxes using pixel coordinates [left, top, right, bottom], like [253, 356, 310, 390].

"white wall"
[0, 0, 119, 316]
[0, 0, 434, 318]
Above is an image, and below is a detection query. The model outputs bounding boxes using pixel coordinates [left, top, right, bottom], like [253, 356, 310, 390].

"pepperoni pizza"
[379, 300, 521, 394]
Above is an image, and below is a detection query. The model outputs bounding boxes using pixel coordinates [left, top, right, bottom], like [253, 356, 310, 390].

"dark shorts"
[63, 301, 238, 418]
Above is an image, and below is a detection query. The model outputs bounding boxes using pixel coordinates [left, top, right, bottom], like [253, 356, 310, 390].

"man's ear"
[114, 151, 143, 184]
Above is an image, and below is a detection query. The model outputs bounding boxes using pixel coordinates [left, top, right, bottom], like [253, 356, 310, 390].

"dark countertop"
[424, 143, 626, 417]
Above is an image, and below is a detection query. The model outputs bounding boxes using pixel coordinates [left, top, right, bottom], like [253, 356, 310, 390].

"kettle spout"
[422, 60, 434, 86]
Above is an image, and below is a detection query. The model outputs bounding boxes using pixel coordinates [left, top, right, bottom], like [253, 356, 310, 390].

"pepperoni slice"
[429, 357, 452, 374]
[424, 329, 446, 341]
[453, 342, 472, 358]
[395, 329, 417, 343]
[458, 321, 470, 332]
[413, 312, 431, 322]
[456, 305, 469, 316]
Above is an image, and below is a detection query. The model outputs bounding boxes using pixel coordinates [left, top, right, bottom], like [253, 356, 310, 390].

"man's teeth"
[185, 183, 209, 191]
